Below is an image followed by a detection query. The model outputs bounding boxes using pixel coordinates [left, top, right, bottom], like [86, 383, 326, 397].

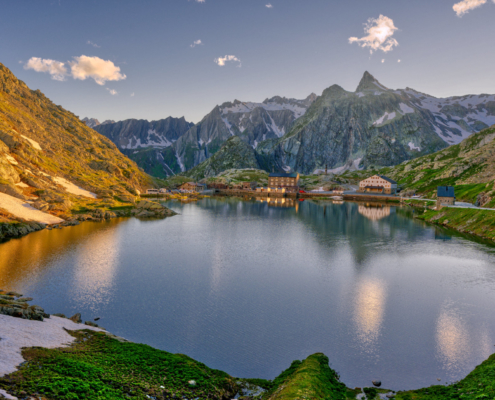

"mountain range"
[86, 72, 495, 178]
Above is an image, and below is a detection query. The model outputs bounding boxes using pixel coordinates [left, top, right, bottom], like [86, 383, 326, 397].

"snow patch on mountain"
[399, 103, 415, 114]
[408, 142, 421, 151]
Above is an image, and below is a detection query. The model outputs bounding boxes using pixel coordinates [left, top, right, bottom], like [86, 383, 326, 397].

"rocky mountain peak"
[305, 93, 318, 105]
[321, 84, 347, 99]
[355, 71, 388, 92]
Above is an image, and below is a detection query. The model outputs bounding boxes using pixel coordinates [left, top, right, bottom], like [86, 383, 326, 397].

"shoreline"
[1, 289, 495, 399]
[0, 199, 176, 243]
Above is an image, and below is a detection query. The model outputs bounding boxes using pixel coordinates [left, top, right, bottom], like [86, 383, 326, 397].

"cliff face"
[256, 72, 495, 174]
[0, 62, 154, 208]
[94, 117, 193, 150]
[156, 95, 316, 176]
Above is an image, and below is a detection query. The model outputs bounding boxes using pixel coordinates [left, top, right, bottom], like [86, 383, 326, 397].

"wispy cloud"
[214, 55, 241, 67]
[106, 88, 118, 95]
[266, 3, 273, 8]
[398, 59, 401, 63]
[381, 59, 385, 63]
[190, 39, 202, 48]
[130, 92, 135, 97]
[87, 40, 101, 48]
[453, 0, 493, 16]
[69, 56, 126, 85]
[23, 57, 67, 81]
[349, 15, 399, 54]
[24, 55, 126, 86]
[196, 0, 205, 3]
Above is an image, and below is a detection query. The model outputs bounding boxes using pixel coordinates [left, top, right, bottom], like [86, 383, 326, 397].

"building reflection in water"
[358, 204, 391, 221]
[353, 277, 387, 354]
[255, 197, 299, 212]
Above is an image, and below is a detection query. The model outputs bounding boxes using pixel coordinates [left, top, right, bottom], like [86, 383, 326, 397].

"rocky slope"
[385, 124, 495, 204]
[0, 62, 171, 236]
[184, 136, 260, 180]
[339, 123, 495, 206]
[82, 118, 115, 128]
[257, 72, 495, 174]
[151, 94, 317, 176]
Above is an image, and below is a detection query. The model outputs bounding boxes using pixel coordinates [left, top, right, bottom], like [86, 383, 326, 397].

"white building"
[358, 175, 397, 194]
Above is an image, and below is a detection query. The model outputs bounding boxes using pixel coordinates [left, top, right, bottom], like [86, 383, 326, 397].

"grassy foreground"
[1, 329, 495, 399]
[0, 330, 238, 400]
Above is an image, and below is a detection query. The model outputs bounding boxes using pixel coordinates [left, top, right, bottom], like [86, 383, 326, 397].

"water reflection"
[435, 302, 470, 374]
[0, 219, 126, 291]
[73, 226, 120, 310]
[358, 204, 391, 221]
[1, 199, 495, 390]
[353, 277, 387, 354]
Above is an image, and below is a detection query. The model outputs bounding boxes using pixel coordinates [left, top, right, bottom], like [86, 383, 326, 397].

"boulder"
[372, 380, 382, 387]
[69, 313, 82, 323]
[84, 321, 99, 327]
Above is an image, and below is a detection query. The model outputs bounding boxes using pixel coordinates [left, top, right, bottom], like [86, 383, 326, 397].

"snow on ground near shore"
[53, 177, 97, 199]
[0, 192, 63, 224]
[0, 314, 102, 379]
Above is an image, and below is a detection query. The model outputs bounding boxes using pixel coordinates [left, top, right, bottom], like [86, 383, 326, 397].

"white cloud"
[453, 0, 492, 16]
[87, 40, 101, 48]
[381, 59, 385, 63]
[24, 57, 67, 81]
[266, 3, 273, 8]
[190, 39, 202, 48]
[349, 15, 399, 54]
[398, 59, 401, 63]
[196, 0, 205, 2]
[214, 55, 241, 67]
[130, 92, 135, 97]
[106, 88, 118, 95]
[69, 56, 126, 85]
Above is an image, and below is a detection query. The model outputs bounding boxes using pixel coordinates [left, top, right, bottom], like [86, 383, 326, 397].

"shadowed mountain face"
[92, 117, 194, 178]
[184, 136, 260, 180]
[256, 72, 495, 175]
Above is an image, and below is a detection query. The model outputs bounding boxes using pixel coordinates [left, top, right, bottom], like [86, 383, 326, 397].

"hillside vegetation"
[0, 62, 164, 230]
[341, 124, 495, 206]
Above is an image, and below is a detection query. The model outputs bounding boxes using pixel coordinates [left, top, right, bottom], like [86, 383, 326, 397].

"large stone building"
[359, 175, 397, 194]
[268, 173, 300, 189]
[437, 186, 455, 207]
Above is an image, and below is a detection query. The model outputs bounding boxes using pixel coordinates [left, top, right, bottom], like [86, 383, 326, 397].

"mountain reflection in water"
[1, 198, 495, 391]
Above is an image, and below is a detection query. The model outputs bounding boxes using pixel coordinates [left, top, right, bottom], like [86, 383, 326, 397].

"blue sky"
[1, 0, 495, 123]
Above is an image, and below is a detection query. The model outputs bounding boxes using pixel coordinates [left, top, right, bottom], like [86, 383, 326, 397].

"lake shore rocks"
[0, 199, 176, 242]
[0, 290, 48, 321]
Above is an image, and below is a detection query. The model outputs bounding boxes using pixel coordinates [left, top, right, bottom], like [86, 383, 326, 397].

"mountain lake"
[1, 197, 495, 391]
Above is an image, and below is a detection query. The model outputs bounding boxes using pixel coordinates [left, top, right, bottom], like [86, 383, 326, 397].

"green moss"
[264, 353, 347, 400]
[395, 352, 495, 399]
[0, 330, 238, 400]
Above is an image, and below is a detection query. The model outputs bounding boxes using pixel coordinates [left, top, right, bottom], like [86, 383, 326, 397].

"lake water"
[1, 197, 495, 390]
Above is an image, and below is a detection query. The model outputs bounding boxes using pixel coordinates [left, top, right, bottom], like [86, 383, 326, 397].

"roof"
[379, 175, 397, 184]
[365, 186, 385, 189]
[437, 186, 455, 198]
[269, 173, 299, 178]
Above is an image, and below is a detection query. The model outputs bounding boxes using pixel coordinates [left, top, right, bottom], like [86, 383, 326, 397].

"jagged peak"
[355, 71, 389, 92]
